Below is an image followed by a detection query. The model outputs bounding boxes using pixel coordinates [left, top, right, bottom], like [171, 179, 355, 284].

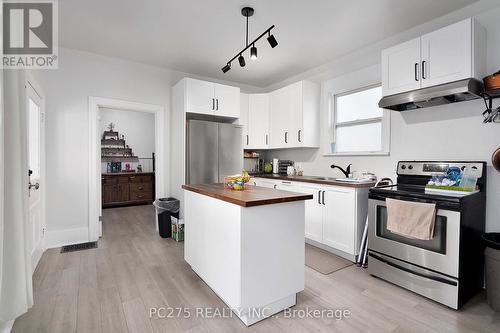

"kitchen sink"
[312, 177, 337, 181]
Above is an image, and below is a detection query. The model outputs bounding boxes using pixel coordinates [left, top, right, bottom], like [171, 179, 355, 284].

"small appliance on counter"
[272, 158, 279, 174]
[278, 160, 294, 176]
[367, 161, 487, 310]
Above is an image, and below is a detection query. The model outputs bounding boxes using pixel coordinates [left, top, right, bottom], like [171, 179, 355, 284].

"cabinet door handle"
[322, 191, 326, 205]
[284, 131, 288, 144]
[212, 98, 215, 110]
[414, 63, 419, 81]
[298, 130, 302, 142]
[318, 190, 321, 204]
[216, 99, 219, 110]
[422, 61, 426, 80]
[273, 184, 277, 189]
[282, 181, 292, 184]
[246, 135, 249, 145]
[265, 134, 268, 145]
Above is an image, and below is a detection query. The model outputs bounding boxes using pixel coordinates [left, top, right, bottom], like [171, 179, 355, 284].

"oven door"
[368, 199, 460, 278]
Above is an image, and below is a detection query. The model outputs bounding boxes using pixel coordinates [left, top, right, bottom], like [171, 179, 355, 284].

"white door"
[214, 83, 240, 118]
[322, 187, 355, 254]
[248, 94, 270, 149]
[297, 184, 323, 242]
[287, 82, 303, 147]
[185, 78, 214, 115]
[382, 37, 421, 96]
[27, 80, 45, 270]
[240, 93, 250, 148]
[269, 88, 289, 148]
[421, 19, 472, 88]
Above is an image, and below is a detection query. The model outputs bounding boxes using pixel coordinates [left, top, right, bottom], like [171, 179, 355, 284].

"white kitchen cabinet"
[184, 78, 240, 117]
[252, 178, 277, 189]
[252, 178, 367, 261]
[275, 180, 297, 192]
[214, 83, 240, 118]
[240, 93, 250, 148]
[185, 78, 215, 115]
[269, 81, 320, 149]
[248, 94, 270, 149]
[296, 183, 323, 243]
[322, 187, 356, 254]
[381, 18, 486, 97]
[382, 38, 421, 96]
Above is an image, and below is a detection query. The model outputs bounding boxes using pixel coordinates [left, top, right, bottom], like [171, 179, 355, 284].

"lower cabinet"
[322, 187, 355, 254]
[253, 177, 368, 260]
[102, 172, 155, 207]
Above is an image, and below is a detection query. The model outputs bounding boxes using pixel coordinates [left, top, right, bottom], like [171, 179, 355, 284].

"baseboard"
[0, 320, 14, 333]
[45, 227, 89, 248]
[305, 238, 356, 262]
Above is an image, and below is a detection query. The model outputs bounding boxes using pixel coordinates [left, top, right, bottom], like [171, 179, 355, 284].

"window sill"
[323, 151, 390, 157]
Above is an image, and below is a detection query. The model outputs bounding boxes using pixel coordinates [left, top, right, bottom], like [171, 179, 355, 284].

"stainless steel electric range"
[367, 161, 487, 309]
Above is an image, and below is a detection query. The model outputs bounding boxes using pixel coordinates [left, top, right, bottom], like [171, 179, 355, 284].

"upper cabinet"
[248, 94, 270, 149]
[184, 78, 240, 117]
[269, 81, 320, 149]
[382, 18, 486, 97]
[240, 93, 250, 149]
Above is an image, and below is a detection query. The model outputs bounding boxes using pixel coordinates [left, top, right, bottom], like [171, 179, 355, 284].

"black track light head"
[221, 63, 231, 73]
[250, 45, 257, 60]
[267, 33, 278, 48]
[238, 54, 246, 67]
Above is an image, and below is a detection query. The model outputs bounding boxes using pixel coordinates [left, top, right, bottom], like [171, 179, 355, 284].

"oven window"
[376, 206, 447, 254]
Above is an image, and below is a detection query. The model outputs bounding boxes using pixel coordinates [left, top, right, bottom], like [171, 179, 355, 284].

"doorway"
[88, 97, 166, 241]
[26, 77, 46, 270]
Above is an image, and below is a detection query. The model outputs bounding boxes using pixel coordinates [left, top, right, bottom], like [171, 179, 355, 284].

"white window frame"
[327, 83, 391, 156]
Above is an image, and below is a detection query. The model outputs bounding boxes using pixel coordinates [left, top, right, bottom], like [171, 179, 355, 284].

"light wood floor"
[13, 205, 500, 333]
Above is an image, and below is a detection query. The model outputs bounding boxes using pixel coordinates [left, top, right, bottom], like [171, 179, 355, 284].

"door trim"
[88, 97, 166, 241]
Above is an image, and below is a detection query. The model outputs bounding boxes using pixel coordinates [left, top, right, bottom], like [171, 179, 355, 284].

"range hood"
[378, 78, 484, 111]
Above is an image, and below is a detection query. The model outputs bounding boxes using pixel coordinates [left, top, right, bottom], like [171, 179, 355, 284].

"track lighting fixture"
[250, 45, 257, 60]
[221, 63, 231, 73]
[221, 7, 277, 73]
[267, 33, 278, 48]
[238, 54, 245, 67]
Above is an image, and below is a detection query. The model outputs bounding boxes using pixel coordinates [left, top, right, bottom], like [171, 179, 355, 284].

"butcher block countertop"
[251, 174, 376, 188]
[182, 183, 313, 207]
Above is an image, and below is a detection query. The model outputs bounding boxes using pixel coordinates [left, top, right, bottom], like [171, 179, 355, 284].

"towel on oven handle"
[386, 198, 437, 241]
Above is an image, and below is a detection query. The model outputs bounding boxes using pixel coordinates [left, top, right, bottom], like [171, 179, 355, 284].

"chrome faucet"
[330, 164, 351, 178]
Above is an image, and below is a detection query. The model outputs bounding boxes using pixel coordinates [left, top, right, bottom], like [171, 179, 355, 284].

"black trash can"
[154, 197, 180, 238]
[483, 233, 500, 312]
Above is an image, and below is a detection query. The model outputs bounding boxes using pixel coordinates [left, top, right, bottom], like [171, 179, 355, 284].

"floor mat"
[305, 243, 353, 275]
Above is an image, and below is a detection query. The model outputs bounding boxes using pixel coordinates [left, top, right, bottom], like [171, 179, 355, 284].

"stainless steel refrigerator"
[186, 119, 243, 184]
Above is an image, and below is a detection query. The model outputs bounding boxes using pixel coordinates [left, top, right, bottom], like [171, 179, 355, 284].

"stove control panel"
[397, 161, 484, 177]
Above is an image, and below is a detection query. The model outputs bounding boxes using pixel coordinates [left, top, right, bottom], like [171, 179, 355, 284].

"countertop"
[102, 172, 154, 176]
[250, 174, 376, 188]
[182, 183, 313, 207]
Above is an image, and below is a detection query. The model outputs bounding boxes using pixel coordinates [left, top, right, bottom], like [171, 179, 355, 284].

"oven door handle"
[368, 252, 457, 286]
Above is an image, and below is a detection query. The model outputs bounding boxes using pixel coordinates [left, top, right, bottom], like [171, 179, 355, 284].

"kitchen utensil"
[273, 158, 279, 174]
[493, 148, 500, 172]
[483, 70, 500, 91]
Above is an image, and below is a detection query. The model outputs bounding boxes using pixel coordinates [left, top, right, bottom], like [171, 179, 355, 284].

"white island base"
[183, 186, 307, 326]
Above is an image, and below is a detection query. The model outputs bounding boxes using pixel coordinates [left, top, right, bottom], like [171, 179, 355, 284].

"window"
[332, 85, 389, 154]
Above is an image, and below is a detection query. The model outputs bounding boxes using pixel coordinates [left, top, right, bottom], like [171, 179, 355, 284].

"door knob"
[29, 182, 40, 190]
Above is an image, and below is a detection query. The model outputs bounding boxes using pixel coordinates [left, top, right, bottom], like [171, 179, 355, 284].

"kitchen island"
[182, 183, 312, 326]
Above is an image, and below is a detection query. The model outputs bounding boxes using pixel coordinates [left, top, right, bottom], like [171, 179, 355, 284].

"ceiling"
[59, 0, 477, 87]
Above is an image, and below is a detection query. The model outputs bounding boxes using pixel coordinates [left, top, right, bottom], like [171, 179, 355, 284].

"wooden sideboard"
[102, 172, 155, 207]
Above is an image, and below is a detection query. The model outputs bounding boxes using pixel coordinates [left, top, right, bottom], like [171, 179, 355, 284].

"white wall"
[100, 108, 155, 172]
[31, 48, 258, 247]
[266, 7, 500, 232]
